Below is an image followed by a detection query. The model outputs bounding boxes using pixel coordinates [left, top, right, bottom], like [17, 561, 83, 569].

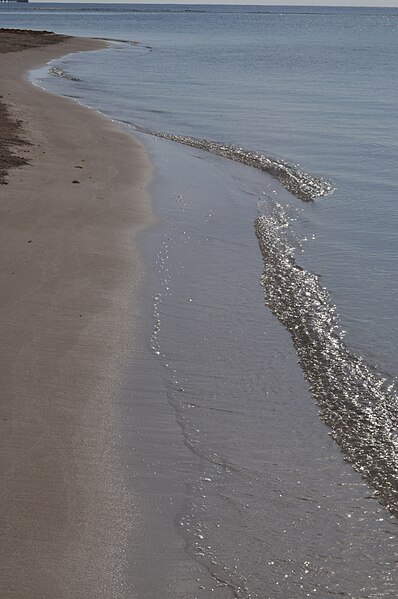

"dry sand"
[0, 30, 68, 182]
[0, 31, 152, 598]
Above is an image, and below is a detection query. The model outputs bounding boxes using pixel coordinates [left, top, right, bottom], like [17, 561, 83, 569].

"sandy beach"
[0, 30, 152, 598]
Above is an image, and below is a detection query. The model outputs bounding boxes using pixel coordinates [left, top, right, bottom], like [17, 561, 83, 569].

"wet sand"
[0, 31, 152, 598]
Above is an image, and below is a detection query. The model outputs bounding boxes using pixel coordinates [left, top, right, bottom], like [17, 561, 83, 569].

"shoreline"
[0, 33, 153, 597]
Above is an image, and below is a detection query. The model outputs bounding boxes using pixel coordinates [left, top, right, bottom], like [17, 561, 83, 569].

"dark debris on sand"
[0, 29, 67, 184]
[0, 101, 29, 185]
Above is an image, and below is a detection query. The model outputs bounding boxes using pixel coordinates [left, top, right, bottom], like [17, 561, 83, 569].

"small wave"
[92, 37, 149, 47]
[49, 66, 81, 82]
[133, 124, 333, 201]
[255, 202, 398, 517]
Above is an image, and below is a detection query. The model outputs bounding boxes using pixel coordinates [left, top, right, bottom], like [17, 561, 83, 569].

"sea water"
[2, 4, 398, 597]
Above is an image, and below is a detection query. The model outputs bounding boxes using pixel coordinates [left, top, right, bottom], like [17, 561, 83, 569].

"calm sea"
[2, 4, 398, 597]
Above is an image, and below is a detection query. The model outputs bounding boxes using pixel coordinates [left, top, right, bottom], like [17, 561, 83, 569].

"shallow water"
[129, 137, 398, 598]
[3, 3, 398, 596]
